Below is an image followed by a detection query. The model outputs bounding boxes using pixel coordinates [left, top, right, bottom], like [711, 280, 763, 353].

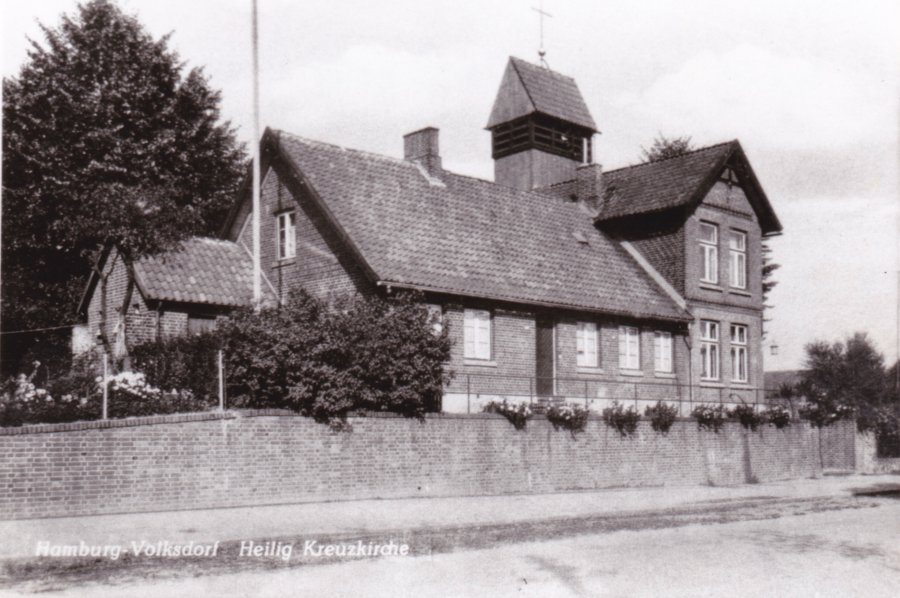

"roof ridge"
[605, 140, 736, 175]
[510, 56, 577, 83]
[275, 129, 418, 170]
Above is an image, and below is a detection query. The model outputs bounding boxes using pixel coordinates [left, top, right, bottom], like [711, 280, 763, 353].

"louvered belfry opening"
[491, 114, 592, 163]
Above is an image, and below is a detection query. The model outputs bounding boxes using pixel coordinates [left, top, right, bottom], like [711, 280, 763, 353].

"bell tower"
[486, 57, 598, 190]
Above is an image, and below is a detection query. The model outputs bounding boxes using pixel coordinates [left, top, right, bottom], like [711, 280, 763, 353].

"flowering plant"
[645, 401, 678, 434]
[547, 402, 591, 437]
[691, 404, 727, 433]
[761, 406, 792, 429]
[602, 400, 640, 437]
[484, 399, 533, 430]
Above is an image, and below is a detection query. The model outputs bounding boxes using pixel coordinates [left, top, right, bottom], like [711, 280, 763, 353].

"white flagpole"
[251, 0, 262, 308]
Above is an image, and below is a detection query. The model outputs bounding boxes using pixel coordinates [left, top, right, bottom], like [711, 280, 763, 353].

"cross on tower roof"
[532, 4, 552, 68]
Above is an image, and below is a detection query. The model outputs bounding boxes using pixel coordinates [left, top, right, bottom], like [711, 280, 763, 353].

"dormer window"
[699, 222, 718, 284]
[277, 212, 296, 260]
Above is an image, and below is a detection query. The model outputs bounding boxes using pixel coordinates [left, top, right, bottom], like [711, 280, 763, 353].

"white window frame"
[277, 211, 296, 260]
[731, 324, 749, 383]
[464, 309, 491, 360]
[618, 326, 641, 370]
[654, 331, 673, 373]
[700, 320, 719, 380]
[426, 304, 443, 337]
[699, 222, 718, 284]
[576, 322, 599, 368]
[729, 229, 747, 289]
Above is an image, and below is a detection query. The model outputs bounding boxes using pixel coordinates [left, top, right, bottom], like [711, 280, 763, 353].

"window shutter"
[464, 310, 476, 358]
[619, 327, 627, 368]
[475, 311, 491, 360]
[586, 324, 597, 367]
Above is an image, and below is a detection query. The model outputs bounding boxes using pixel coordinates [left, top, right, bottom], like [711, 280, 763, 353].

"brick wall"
[0, 411, 822, 520]
[819, 419, 856, 471]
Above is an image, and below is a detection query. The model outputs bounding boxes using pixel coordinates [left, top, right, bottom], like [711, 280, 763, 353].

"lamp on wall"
[770, 345, 779, 356]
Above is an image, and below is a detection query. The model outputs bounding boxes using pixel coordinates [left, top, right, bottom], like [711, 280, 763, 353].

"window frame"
[576, 322, 599, 368]
[730, 324, 749, 383]
[618, 326, 641, 371]
[729, 229, 747, 289]
[700, 320, 720, 380]
[654, 331, 673, 373]
[464, 309, 491, 360]
[277, 211, 296, 260]
[699, 221, 719, 284]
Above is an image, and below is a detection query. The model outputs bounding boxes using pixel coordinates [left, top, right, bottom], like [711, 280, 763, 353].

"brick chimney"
[403, 127, 442, 176]
[576, 163, 604, 214]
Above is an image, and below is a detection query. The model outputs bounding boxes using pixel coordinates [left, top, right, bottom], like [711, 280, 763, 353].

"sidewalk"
[2, 474, 898, 560]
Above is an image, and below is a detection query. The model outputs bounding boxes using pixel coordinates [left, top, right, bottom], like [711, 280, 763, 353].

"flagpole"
[251, 0, 262, 308]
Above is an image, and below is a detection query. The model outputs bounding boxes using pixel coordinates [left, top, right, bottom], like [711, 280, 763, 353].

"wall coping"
[0, 408, 805, 436]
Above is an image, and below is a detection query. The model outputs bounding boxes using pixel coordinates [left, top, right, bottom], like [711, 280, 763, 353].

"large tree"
[797, 332, 892, 431]
[2, 0, 246, 375]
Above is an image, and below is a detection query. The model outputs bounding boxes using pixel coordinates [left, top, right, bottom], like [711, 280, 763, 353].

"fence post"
[634, 383, 638, 411]
[584, 380, 588, 402]
[102, 353, 108, 420]
[529, 377, 533, 406]
[467, 375, 471, 414]
[218, 350, 225, 411]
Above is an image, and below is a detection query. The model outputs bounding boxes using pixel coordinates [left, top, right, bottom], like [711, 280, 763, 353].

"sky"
[3, 0, 899, 371]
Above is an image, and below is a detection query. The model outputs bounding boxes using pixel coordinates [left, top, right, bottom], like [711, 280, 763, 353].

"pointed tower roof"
[486, 57, 597, 131]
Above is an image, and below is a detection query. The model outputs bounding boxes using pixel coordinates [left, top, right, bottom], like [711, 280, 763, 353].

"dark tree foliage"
[220, 290, 452, 430]
[640, 134, 694, 163]
[2, 0, 246, 376]
[797, 333, 893, 431]
[131, 331, 222, 404]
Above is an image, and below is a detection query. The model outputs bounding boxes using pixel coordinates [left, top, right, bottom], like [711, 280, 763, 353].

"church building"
[79, 56, 782, 413]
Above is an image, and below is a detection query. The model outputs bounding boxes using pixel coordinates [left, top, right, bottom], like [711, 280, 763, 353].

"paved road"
[4, 493, 899, 597]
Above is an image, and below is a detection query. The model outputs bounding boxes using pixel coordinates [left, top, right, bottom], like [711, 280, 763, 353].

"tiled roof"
[274, 131, 689, 321]
[597, 142, 735, 221]
[135, 237, 259, 307]
[487, 57, 597, 131]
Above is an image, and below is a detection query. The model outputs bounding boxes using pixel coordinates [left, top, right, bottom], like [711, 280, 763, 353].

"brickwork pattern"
[630, 228, 686, 295]
[0, 411, 822, 520]
[818, 419, 857, 470]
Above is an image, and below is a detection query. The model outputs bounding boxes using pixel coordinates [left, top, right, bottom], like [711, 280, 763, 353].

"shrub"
[761, 406, 792, 429]
[484, 399, 533, 430]
[602, 400, 640, 437]
[728, 404, 763, 432]
[131, 332, 222, 406]
[221, 290, 452, 430]
[546, 403, 591, 437]
[798, 402, 854, 428]
[691, 404, 726, 433]
[645, 401, 678, 434]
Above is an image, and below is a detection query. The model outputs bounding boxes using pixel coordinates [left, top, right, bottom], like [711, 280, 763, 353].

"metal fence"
[449, 372, 767, 416]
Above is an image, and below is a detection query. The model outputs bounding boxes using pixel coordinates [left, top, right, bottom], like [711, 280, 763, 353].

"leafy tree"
[220, 290, 452, 430]
[797, 332, 891, 431]
[640, 134, 694, 163]
[2, 0, 246, 375]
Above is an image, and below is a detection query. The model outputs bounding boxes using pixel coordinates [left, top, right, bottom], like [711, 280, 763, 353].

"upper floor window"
[576, 322, 598, 368]
[731, 324, 748, 383]
[654, 331, 673, 373]
[700, 320, 719, 380]
[464, 309, 491, 360]
[277, 212, 296, 260]
[619, 326, 640, 370]
[426, 304, 443, 337]
[729, 230, 747, 289]
[699, 222, 718, 284]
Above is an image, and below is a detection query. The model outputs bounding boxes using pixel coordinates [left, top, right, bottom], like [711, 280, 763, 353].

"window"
[426, 304, 443, 336]
[188, 315, 217, 335]
[464, 309, 491, 360]
[700, 320, 719, 380]
[277, 212, 296, 260]
[731, 325, 748, 383]
[699, 222, 718, 284]
[618, 326, 640, 370]
[729, 230, 747, 289]
[576, 322, 598, 367]
[654, 331, 673, 373]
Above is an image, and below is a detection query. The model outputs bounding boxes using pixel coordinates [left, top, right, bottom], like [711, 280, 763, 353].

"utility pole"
[251, 0, 262, 308]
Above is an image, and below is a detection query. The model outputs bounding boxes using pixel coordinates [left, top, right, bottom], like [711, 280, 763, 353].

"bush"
[645, 401, 678, 434]
[221, 290, 452, 430]
[131, 332, 222, 406]
[728, 404, 762, 432]
[798, 402, 854, 428]
[602, 400, 640, 437]
[761, 406, 792, 429]
[0, 358, 98, 427]
[546, 403, 591, 437]
[692, 404, 726, 433]
[484, 399, 533, 430]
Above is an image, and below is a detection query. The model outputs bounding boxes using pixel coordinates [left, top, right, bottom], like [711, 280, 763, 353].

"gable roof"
[486, 57, 597, 131]
[586, 141, 782, 234]
[78, 238, 264, 316]
[255, 129, 689, 322]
